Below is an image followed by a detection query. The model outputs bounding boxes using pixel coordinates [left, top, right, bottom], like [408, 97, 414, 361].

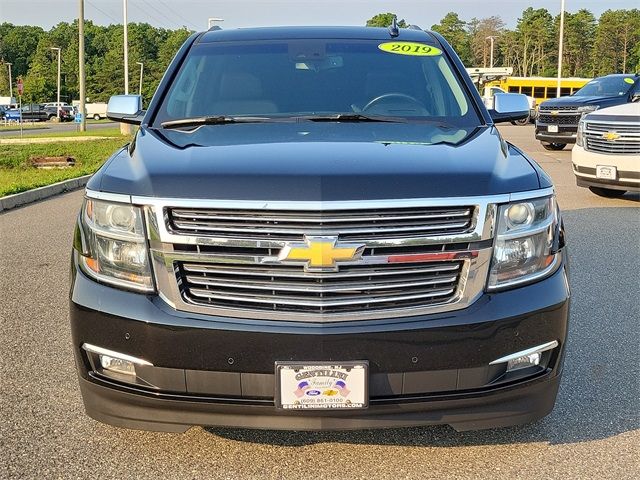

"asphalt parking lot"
[1, 124, 638, 479]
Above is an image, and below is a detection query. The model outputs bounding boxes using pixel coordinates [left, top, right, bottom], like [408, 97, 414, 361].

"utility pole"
[556, 0, 565, 98]
[51, 47, 61, 117]
[136, 62, 143, 95]
[485, 36, 496, 68]
[208, 17, 224, 29]
[78, 0, 86, 131]
[121, 0, 131, 134]
[6, 63, 12, 100]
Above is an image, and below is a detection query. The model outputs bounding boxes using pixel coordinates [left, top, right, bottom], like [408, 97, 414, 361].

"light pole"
[208, 17, 224, 29]
[123, 0, 129, 95]
[556, 0, 566, 98]
[6, 63, 12, 99]
[51, 47, 61, 114]
[78, 0, 87, 131]
[136, 61, 143, 95]
[485, 36, 497, 68]
[121, 0, 130, 134]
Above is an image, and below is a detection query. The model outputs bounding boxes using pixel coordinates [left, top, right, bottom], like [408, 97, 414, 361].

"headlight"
[576, 120, 584, 147]
[76, 198, 154, 292]
[488, 195, 560, 290]
[577, 105, 598, 114]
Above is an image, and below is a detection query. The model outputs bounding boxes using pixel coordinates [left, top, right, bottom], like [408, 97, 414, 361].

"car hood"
[90, 122, 542, 201]
[540, 95, 627, 108]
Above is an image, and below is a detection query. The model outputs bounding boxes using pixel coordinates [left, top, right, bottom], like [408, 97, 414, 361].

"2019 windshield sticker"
[623, 77, 634, 84]
[378, 42, 442, 56]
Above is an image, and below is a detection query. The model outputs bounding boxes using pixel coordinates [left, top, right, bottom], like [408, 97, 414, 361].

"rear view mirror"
[489, 93, 530, 124]
[107, 95, 145, 124]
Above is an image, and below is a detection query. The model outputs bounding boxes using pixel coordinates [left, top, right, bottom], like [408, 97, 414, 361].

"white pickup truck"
[85, 102, 108, 120]
[573, 102, 640, 197]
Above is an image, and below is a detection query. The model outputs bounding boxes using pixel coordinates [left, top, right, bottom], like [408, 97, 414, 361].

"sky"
[0, 0, 635, 31]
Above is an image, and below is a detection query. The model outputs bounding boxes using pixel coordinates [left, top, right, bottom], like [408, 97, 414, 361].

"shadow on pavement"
[206, 207, 640, 447]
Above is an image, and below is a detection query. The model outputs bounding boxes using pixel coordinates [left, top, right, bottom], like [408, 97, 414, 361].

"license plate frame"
[547, 125, 559, 133]
[596, 165, 617, 180]
[275, 361, 369, 410]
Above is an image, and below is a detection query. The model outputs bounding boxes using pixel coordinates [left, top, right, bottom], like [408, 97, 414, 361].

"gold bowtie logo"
[550, 110, 560, 116]
[278, 236, 364, 271]
[602, 131, 620, 141]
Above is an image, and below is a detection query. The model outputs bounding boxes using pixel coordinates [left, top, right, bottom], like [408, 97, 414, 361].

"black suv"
[70, 26, 569, 433]
[535, 74, 640, 150]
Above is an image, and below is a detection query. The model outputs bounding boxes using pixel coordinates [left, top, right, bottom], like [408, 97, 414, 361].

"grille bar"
[167, 206, 475, 240]
[178, 260, 463, 314]
[188, 286, 456, 308]
[184, 274, 459, 293]
[181, 262, 460, 279]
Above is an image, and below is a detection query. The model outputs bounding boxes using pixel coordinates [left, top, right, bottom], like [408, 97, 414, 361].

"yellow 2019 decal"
[624, 77, 634, 84]
[378, 42, 442, 56]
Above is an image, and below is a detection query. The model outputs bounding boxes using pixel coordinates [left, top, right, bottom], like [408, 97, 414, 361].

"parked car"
[44, 105, 74, 122]
[573, 102, 640, 197]
[535, 74, 640, 150]
[3, 103, 49, 122]
[70, 25, 569, 433]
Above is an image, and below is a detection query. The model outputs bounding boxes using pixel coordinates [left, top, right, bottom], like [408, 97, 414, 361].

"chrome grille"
[177, 261, 463, 314]
[133, 192, 528, 322]
[166, 206, 475, 240]
[584, 121, 640, 155]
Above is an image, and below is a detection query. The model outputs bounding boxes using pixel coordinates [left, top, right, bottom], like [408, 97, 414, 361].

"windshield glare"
[155, 39, 478, 127]
[575, 76, 635, 97]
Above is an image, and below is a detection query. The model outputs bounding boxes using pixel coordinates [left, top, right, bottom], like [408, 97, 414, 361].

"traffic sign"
[16, 78, 24, 96]
[74, 113, 83, 123]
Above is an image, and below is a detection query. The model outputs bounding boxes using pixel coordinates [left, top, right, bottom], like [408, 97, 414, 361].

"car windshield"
[153, 39, 479, 128]
[574, 76, 635, 97]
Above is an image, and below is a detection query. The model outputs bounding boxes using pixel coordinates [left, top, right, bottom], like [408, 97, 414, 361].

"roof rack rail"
[208, 25, 222, 32]
[407, 25, 423, 30]
[388, 16, 399, 37]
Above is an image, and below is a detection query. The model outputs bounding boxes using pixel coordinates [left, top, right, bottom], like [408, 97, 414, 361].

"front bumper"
[535, 126, 577, 145]
[572, 144, 640, 192]
[70, 259, 570, 432]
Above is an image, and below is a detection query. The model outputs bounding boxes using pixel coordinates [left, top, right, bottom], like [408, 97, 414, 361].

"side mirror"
[106, 94, 145, 125]
[488, 93, 530, 123]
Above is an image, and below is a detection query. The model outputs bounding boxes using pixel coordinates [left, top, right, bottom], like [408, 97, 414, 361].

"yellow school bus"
[490, 77, 591, 104]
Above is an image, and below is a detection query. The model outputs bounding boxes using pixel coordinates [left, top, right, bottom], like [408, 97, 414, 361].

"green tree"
[365, 13, 408, 28]
[467, 16, 505, 67]
[592, 9, 640, 75]
[561, 9, 597, 77]
[431, 12, 471, 64]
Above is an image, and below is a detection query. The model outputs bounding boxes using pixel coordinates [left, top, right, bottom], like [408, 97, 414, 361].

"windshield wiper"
[299, 113, 407, 123]
[161, 116, 278, 129]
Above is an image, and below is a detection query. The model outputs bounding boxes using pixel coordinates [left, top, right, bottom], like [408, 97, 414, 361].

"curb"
[0, 175, 91, 213]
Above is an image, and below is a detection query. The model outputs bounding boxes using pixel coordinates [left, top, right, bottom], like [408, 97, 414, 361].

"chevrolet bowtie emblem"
[278, 236, 365, 271]
[550, 110, 559, 116]
[602, 131, 620, 141]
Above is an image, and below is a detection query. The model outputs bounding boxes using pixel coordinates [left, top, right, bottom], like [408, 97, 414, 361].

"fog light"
[489, 340, 558, 372]
[100, 354, 136, 375]
[82, 343, 152, 377]
[506, 352, 541, 372]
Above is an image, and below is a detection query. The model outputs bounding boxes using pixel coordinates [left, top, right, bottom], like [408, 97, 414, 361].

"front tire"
[542, 143, 566, 151]
[589, 187, 626, 198]
[514, 116, 530, 126]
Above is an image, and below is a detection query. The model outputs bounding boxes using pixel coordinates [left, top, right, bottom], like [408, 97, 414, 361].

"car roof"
[199, 26, 438, 45]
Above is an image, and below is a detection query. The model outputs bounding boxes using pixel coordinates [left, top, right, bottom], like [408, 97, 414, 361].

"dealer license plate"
[276, 362, 368, 410]
[596, 165, 617, 180]
[548, 125, 559, 133]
